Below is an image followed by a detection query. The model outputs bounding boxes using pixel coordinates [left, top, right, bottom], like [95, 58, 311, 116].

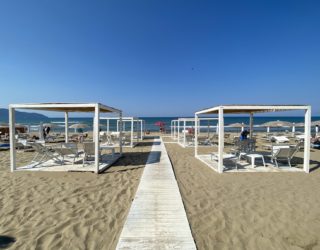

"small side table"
[246, 154, 266, 168]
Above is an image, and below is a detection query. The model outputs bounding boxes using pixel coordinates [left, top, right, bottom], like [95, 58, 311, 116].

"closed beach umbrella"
[69, 123, 88, 133]
[312, 121, 320, 135]
[260, 120, 293, 133]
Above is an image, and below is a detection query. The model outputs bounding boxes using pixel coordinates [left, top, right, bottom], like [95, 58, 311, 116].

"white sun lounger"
[271, 136, 290, 143]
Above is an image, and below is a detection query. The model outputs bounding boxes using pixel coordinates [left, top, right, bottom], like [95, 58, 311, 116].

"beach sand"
[0, 138, 153, 250]
[165, 141, 320, 250]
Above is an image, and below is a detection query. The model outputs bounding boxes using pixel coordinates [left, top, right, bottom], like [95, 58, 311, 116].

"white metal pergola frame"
[9, 103, 123, 174]
[170, 120, 178, 140]
[100, 117, 145, 147]
[195, 105, 311, 173]
[177, 118, 218, 147]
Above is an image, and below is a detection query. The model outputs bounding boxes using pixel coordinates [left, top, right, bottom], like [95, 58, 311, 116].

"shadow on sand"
[0, 235, 15, 249]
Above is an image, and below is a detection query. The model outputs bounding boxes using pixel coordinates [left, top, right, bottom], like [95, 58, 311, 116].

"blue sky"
[0, 0, 319, 117]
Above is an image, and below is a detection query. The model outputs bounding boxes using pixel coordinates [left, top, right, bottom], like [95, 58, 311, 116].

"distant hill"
[0, 108, 49, 123]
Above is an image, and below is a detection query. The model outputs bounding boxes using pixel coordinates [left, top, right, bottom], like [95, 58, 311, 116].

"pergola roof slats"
[196, 105, 310, 115]
[10, 103, 120, 113]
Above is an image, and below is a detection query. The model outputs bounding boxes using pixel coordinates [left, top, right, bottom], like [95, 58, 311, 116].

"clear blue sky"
[0, 0, 319, 117]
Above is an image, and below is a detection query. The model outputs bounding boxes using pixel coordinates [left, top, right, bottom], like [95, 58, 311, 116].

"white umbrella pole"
[316, 126, 319, 136]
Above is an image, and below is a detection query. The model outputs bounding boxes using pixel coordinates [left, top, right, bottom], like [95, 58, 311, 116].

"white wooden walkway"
[116, 137, 196, 250]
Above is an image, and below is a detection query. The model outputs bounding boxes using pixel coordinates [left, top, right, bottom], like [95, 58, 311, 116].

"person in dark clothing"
[45, 126, 51, 135]
[240, 129, 250, 140]
[43, 126, 47, 139]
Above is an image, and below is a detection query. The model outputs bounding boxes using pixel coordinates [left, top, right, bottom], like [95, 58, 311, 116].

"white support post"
[9, 107, 16, 172]
[249, 112, 254, 139]
[174, 121, 177, 139]
[65, 112, 69, 143]
[183, 120, 186, 147]
[218, 107, 224, 173]
[116, 120, 119, 132]
[292, 123, 296, 137]
[140, 120, 144, 140]
[107, 119, 109, 134]
[303, 106, 311, 173]
[195, 114, 198, 157]
[131, 118, 134, 147]
[94, 104, 100, 174]
[178, 121, 180, 144]
[119, 112, 123, 155]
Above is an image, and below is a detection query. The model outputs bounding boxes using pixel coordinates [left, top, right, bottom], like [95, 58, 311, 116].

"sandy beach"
[1, 132, 320, 249]
[164, 138, 320, 250]
[0, 139, 153, 250]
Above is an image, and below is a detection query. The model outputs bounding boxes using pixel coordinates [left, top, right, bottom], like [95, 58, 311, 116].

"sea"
[3, 116, 319, 134]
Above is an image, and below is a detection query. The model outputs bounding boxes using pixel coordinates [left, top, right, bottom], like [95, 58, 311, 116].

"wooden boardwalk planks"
[116, 137, 196, 249]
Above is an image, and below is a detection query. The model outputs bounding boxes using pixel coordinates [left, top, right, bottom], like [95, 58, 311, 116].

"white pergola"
[195, 105, 311, 173]
[170, 120, 178, 140]
[177, 118, 218, 147]
[9, 103, 122, 174]
[100, 117, 145, 147]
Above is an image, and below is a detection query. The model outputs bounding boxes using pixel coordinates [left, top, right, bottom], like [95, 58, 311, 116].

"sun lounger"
[210, 152, 238, 170]
[54, 143, 84, 164]
[30, 143, 64, 167]
[271, 136, 290, 143]
[271, 144, 299, 167]
[82, 142, 102, 167]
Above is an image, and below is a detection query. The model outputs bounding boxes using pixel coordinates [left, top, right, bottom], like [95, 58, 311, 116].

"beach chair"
[54, 143, 83, 164]
[271, 145, 299, 167]
[82, 142, 101, 167]
[30, 143, 64, 166]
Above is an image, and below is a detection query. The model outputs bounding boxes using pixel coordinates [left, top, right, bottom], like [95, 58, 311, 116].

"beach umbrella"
[154, 121, 165, 127]
[154, 121, 165, 133]
[69, 123, 88, 133]
[260, 120, 293, 133]
[228, 122, 247, 132]
[311, 120, 320, 126]
[43, 123, 56, 128]
[312, 121, 320, 135]
[295, 122, 305, 127]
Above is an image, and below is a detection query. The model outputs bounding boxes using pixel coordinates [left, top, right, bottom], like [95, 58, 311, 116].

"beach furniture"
[177, 117, 218, 147]
[271, 136, 290, 143]
[30, 143, 64, 166]
[100, 117, 145, 147]
[245, 154, 266, 168]
[271, 146, 298, 168]
[194, 105, 311, 173]
[54, 143, 84, 164]
[210, 152, 238, 170]
[9, 103, 123, 174]
[82, 142, 102, 167]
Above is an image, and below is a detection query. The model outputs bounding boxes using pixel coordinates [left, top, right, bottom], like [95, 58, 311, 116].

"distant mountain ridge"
[0, 108, 49, 123]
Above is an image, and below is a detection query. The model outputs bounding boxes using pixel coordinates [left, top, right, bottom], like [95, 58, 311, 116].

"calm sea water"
[4, 116, 319, 133]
